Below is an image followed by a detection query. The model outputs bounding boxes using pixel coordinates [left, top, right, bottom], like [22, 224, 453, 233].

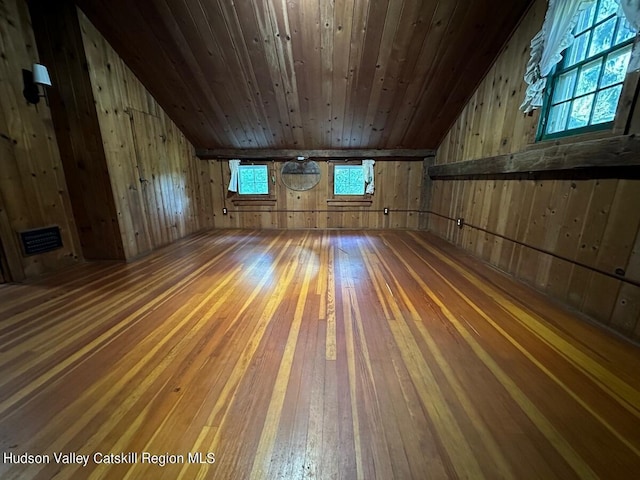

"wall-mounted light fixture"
[22, 63, 52, 106]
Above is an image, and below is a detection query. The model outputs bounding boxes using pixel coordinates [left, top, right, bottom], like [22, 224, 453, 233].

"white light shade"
[32, 63, 51, 86]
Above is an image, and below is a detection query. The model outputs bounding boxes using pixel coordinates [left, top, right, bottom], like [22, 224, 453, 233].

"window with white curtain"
[539, 0, 636, 139]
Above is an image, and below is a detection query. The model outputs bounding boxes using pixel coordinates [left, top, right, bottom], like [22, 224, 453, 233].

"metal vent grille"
[20, 226, 63, 256]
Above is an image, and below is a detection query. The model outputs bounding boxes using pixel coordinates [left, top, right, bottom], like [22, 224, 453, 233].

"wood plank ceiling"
[74, 0, 535, 151]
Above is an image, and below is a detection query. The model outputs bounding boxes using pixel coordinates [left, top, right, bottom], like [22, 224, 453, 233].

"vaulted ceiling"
[75, 0, 535, 151]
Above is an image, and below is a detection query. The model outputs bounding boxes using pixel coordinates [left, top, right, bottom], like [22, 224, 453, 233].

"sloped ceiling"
[75, 0, 535, 151]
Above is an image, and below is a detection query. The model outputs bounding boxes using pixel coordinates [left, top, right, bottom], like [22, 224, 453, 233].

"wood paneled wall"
[29, 0, 124, 261]
[430, 0, 640, 340]
[77, 11, 213, 260]
[0, 0, 81, 280]
[198, 159, 424, 230]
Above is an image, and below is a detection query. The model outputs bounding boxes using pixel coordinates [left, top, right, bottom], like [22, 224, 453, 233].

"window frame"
[537, 0, 636, 141]
[333, 163, 367, 196]
[327, 161, 372, 207]
[237, 163, 270, 196]
[230, 161, 276, 206]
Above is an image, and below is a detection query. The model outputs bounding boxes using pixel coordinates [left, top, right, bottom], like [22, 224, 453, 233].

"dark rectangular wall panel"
[20, 226, 63, 256]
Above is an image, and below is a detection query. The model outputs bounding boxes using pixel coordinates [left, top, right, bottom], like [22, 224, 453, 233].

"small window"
[334, 164, 365, 195]
[539, 0, 635, 140]
[238, 164, 269, 195]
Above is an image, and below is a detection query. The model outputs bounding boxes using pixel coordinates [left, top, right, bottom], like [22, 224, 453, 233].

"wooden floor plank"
[0, 229, 639, 479]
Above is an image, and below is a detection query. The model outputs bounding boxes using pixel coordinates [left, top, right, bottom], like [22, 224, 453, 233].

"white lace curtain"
[228, 159, 241, 192]
[621, 0, 640, 28]
[362, 159, 375, 194]
[621, 0, 640, 70]
[521, 0, 595, 113]
[520, 0, 640, 113]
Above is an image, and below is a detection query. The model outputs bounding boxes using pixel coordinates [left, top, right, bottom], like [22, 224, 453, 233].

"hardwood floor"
[0, 230, 639, 479]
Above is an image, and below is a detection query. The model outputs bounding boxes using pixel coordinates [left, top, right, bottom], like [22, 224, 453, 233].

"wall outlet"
[456, 217, 464, 228]
[222, 207, 228, 215]
[383, 207, 389, 215]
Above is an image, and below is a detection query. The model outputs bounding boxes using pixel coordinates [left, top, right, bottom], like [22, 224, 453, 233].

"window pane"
[239, 167, 254, 185]
[574, 4, 596, 34]
[552, 70, 578, 103]
[254, 167, 268, 184]
[575, 58, 602, 96]
[546, 102, 571, 134]
[539, 0, 633, 139]
[596, 0, 618, 22]
[602, 45, 632, 87]
[238, 165, 269, 195]
[592, 84, 623, 124]
[568, 94, 595, 129]
[334, 165, 365, 195]
[588, 17, 615, 57]
[565, 32, 590, 67]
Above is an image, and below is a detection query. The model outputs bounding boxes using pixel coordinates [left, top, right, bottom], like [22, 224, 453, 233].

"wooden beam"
[429, 134, 640, 178]
[420, 156, 435, 230]
[0, 138, 26, 282]
[30, 0, 125, 260]
[0, 193, 25, 282]
[195, 148, 435, 160]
